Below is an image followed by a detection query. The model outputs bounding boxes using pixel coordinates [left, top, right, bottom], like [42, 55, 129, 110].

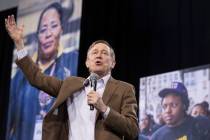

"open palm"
[5, 15, 24, 44]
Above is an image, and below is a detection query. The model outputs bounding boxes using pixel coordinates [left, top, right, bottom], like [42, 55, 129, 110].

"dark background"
[1, 0, 210, 139]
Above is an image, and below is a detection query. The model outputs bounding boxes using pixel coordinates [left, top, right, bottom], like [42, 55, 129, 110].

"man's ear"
[85, 59, 89, 68]
[111, 60, 116, 69]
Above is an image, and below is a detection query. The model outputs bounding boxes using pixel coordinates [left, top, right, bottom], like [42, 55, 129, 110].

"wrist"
[101, 105, 107, 113]
[15, 40, 24, 50]
[16, 47, 28, 60]
[102, 106, 110, 119]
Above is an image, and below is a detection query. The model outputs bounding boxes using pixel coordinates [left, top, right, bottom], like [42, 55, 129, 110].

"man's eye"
[92, 51, 97, 54]
[103, 52, 108, 55]
[162, 105, 167, 110]
[171, 103, 178, 108]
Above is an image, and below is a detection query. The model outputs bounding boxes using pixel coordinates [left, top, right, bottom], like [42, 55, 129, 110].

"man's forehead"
[92, 43, 109, 49]
[89, 44, 111, 53]
[162, 94, 182, 102]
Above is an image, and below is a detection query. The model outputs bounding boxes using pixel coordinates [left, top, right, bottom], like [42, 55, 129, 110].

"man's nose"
[96, 52, 102, 58]
[165, 106, 172, 113]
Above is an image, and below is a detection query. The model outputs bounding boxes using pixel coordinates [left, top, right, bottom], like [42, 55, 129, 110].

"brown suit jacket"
[16, 56, 138, 140]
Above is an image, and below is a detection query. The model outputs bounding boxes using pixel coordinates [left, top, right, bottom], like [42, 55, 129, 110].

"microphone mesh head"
[90, 73, 99, 81]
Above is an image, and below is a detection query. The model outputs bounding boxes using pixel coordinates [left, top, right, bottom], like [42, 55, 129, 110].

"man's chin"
[91, 70, 106, 76]
[166, 121, 178, 127]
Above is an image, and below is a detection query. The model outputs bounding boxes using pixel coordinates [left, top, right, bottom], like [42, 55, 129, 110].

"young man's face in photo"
[161, 94, 185, 127]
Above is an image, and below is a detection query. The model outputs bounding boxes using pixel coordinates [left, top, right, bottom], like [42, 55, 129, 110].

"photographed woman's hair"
[36, 2, 63, 34]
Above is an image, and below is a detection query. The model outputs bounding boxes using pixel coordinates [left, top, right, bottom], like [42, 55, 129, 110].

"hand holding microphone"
[87, 73, 108, 113]
[88, 73, 99, 110]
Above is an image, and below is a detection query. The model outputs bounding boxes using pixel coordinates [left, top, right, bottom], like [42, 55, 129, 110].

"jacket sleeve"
[15, 56, 62, 97]
[104, 85, 139, 140]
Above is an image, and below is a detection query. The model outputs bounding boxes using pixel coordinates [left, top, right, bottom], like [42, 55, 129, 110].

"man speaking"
[5, 15, 138, 140]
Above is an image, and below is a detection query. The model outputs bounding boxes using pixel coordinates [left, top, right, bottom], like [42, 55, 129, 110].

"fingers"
[5, 15, 14, 31]
[87, 96, 98, 101]
[5, 19, 11, 33]
[7, 15, 10, 25]
[5, 15, 24, 35]
[87, 92, 100, 104]
[19, 24, 24, 32]
[11, 15, 16, 26]
[5, 15, 16, 27]
[5, 15, 11, 26]
[87, 94, 96, 104]
[5, 16, 9, 28]
[8, 15, 14, 25]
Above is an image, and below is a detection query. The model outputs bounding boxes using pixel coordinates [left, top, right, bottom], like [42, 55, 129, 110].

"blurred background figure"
[139, 113, 155, 137]
[152, 113, 165, 132]
[191, 101, 210, 119]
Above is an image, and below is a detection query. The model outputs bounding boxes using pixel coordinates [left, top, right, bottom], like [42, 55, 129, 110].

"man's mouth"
[95, 60, 102, 65]
[164, 115, 173, 121]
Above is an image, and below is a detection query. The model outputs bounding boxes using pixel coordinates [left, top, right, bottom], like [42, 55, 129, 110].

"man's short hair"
[87, 40, 115, 61]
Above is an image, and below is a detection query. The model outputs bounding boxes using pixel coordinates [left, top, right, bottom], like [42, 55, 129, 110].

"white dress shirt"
[67, 74, 110, 140]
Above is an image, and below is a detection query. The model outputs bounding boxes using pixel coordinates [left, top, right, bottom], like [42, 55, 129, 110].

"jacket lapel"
[95, 77, 118, 120]
[50, 77, 85, 111]
[48, 76, 118, 120]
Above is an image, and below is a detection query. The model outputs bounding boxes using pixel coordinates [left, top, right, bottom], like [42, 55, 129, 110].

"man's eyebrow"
[91, 49, 97, 52]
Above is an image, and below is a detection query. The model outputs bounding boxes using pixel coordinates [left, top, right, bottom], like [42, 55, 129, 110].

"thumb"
[19, 24, 24, 31]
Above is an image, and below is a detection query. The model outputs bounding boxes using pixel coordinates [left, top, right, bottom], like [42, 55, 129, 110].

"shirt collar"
[84, 73, 111, 87]
[100, 73, 111, 87]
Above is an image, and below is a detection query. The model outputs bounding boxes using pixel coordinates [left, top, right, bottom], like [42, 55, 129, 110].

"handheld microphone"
[89, 73, 99, 110]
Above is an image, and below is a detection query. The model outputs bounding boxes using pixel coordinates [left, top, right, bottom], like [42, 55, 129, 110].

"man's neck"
[95, 72, 111, 79]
